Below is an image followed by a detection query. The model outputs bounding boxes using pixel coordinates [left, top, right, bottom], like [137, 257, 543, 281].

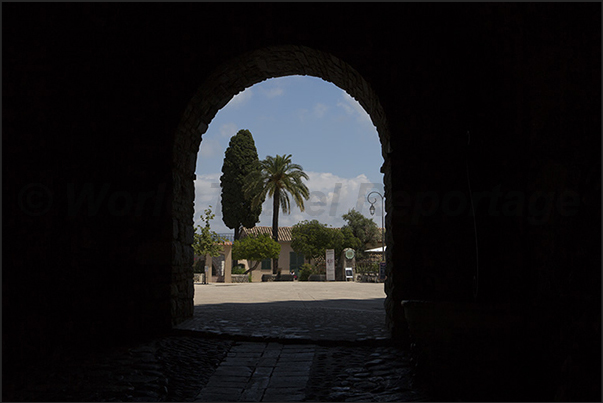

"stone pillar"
[223, 243, 232, 283]
[205, 253, 212, 284]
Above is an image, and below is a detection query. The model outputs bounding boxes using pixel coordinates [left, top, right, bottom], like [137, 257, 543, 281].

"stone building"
[4, 3, 600, 400]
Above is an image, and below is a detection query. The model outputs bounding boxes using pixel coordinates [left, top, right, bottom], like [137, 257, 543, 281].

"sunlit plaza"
[179, 282, 389, 342]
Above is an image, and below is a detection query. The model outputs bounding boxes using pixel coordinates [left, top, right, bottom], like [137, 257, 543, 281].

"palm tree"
[244, 154, 310, 275]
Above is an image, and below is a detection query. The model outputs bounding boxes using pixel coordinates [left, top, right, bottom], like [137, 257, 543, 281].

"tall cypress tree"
[220, 129, 263, 240]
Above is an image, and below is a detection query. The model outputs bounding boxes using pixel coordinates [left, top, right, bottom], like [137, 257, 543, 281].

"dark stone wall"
[4, 4, 600, 397]
[463, 5, 601, 307]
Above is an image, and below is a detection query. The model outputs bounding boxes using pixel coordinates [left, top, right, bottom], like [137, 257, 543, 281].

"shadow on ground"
[178, 298, 390, 343]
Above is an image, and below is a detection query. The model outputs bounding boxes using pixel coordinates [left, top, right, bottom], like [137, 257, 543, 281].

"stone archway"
[171, 45, 395, 330]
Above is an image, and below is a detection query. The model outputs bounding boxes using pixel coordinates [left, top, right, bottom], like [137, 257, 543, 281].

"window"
[289, 252, 305, 276]
[261, 258, 271, 271]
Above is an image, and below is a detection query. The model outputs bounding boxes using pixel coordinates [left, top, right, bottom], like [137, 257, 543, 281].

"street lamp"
[367, 191, 386, 266]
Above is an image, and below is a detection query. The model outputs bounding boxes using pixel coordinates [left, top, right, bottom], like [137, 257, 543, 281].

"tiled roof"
[240, 226, 293, 242]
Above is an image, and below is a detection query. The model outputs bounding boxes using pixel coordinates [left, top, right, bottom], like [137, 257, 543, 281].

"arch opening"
[172, 45, 395, 335]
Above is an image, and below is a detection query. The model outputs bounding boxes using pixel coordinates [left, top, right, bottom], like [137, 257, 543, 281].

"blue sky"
[194, 75, 385, 233]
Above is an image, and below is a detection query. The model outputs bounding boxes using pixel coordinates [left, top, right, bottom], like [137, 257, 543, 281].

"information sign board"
[326, 249, 335, 281]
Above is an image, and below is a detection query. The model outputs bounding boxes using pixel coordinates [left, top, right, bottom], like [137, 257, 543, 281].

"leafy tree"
[220, 129, 263, 240]
[342, 209, 380, 260]
[192, 206, 226, 266]
[341, 226, 363, 253]
[292, 220, 363, 270]
[232, 234, 281, 274]
[291, 220, 332, 261]
[291, 220, 342, 261]
[244, 154, 310, 274]
[331, 226, 361, 266]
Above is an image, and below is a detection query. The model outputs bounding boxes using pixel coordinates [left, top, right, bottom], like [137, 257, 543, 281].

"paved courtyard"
[192, 281, 386, 306]
[173, 282, 430, 402]
[177, 282, 390, 341]
[6, 282, 434, 401]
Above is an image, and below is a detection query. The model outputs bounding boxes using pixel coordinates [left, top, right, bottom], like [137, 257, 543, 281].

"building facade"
[239, 226, 306, 281]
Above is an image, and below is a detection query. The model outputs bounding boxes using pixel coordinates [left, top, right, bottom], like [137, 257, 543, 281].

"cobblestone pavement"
[306, 344, 430, 402]
[5, 335, 430, 402]
[180, 282, 390, 342]
[3, 336, 232, 402]
[4, 283, 432, 402]
[195, 342, 316, 402]
[178, 304, 389, 342]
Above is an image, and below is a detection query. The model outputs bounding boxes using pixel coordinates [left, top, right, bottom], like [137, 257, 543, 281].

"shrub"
[355, 262, 379, 274]
[232, 264, 246, 274]
[299, 263, 316, 281]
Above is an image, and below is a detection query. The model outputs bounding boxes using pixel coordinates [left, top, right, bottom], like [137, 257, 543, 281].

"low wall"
[231, 274, 249, 283]
[355, 272, 383, 283]
[193, 273, 249, 283]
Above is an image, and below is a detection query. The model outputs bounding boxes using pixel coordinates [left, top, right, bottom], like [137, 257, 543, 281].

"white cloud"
[267, 171, 384, 228]
[337, 90, 372, 125]
[219, 122, 239, 138]
[259, 77, 288, 98]
[337, 98, 355, 116]
[296, 108, 309, 122]
[195, 172, 383, 232]
[261, 86, 284, 98]
[297, 103, 329, 122]
[227, 87, 253, 108]
[198, 138, 221, 159]
[313, 103, 328, 118]
[304, 172, 383, 221]
[193, 173, 229, 232]
[193, 171, 385, 234]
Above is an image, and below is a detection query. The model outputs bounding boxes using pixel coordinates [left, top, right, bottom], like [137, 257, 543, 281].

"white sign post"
[326, 249, 335, 281]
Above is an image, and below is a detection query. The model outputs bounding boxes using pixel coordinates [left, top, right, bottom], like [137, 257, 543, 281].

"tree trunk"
[245, 260, 260, 274]
[272, 188, 280, 275]
[233, 226, 240, 267]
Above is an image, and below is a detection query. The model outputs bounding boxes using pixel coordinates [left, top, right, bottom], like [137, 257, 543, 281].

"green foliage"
[220, 129, 263, 239]
[232, 234, 281, 273]
[355, 261, 380, 274]
[232, 264, 246, 274]
[341, 226, 363, 252]
[342, 209, 380, 259]
[192, 206, 226, 258]
[291, 220, 336, 261]
[331, 227, 360, 262]
[298, 263, 316, 281]
[292, 220, 362, 266]
[315, 260, 326, 275]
